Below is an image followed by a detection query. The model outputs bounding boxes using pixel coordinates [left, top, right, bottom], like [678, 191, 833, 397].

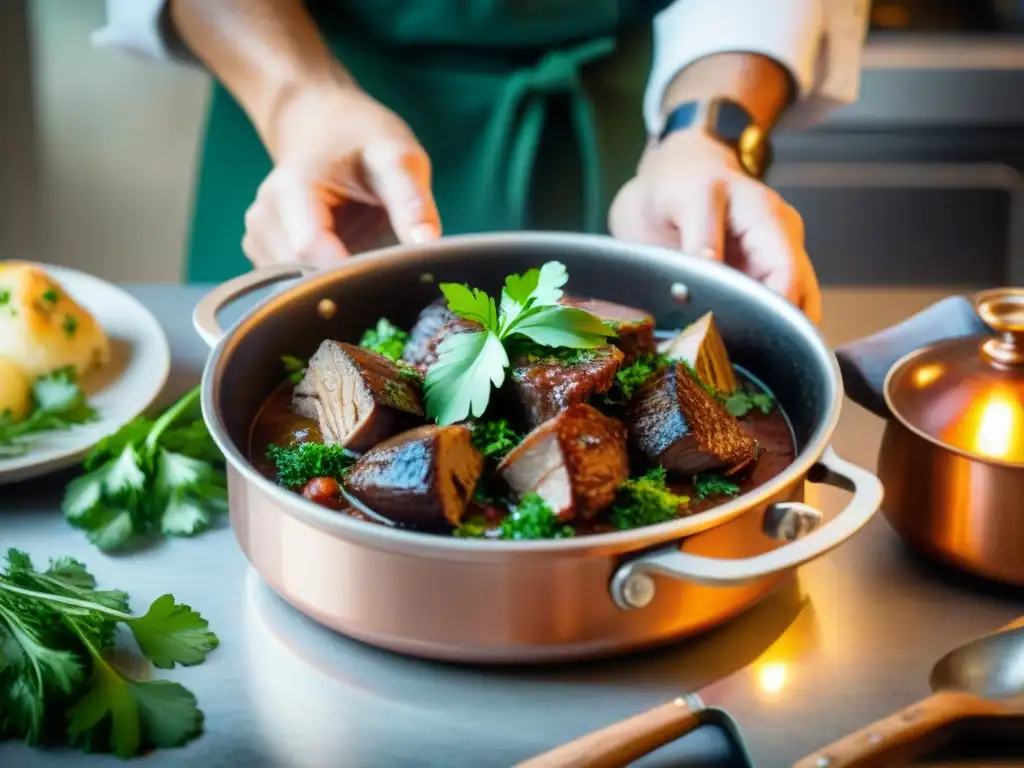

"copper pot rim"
[201, 232, 844, 557]
[883, 342, 1024, 471]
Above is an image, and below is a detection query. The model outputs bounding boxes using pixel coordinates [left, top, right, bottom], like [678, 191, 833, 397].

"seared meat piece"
[401, 299, 479, 372]
[658, 311, 738, 394]
[560, 296, 656, 363]
[630, 362, 757, 475]
[293, 340, 423, 452]
[498, 403, 629, 521]
[511, 345, 624, 428]
[344, 424, 483, 528]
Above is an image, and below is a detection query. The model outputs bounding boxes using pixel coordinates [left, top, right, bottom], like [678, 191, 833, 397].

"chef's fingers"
[269, 173, 351, 265]
[677, 179, 727, 262]
[607, 177, 679, 246]
[728, 180, 801, 306]
[361, 140, 441, 245]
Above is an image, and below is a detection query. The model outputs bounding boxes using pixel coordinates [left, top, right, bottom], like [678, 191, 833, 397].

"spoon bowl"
[931, 625, 1024, 701]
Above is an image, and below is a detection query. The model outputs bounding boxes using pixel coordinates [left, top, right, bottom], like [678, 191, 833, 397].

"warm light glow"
[911, 363, 943, 388]
[972, 394, 1020, 460]
[757, 662, 788, 694]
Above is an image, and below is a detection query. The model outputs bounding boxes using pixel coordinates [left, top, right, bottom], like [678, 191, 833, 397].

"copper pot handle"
[610, 446, 882, 609]
[192, 263, 317, 348]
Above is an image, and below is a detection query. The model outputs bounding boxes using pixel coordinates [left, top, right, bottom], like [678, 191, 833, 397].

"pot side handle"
[834, 295, 986, 419]
[610, 447, 883, 610]
[192, 263, 318, 348]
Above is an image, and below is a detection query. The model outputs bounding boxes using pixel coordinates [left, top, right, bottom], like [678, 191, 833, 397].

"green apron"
[186, 0, 671, 283]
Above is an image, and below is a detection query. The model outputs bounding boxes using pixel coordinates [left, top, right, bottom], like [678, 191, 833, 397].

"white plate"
[0, 264, 171, 485]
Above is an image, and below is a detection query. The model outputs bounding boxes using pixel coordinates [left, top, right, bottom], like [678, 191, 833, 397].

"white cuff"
[645, 0, 869, 134]
[92, 0, 192, 63]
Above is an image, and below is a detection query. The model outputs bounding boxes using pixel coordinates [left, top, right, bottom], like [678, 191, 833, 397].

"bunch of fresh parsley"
[266, 442, 357, 488]
[358, 318, 410, 361]
[498, 493, 574, 540]
[424, 262, 615, 425]
[0, 368, 96, 457]
[0, 549, 217, 758]
[470, 419, 521, 462]
[61, 386, 227, 552]
[610, 467, 690, 530]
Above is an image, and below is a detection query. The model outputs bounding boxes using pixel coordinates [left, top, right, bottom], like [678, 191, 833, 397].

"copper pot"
[193, 233, 882, 663]
[869, 289, 1024, 586]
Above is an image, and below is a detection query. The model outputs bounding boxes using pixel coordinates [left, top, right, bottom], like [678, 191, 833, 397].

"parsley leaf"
[610, 467, 689, 530]
[603, 354, 668, 406]
[61, 386, 227, 552]
[470, 419, 521, 461]
[0, 368, 97, 457]
[281, 355, 307, 384]
[265, 442, 357, 488]
[722, 390, 775, 418]
[424, 262, 615, 425]
[693, 474, 741, 501]
[499, 494, 575, 540]
[0, 549, 217, 758]
[358, 318, 410, 361]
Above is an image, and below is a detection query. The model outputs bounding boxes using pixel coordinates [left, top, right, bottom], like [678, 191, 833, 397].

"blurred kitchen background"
[1, 0, 1022, 285]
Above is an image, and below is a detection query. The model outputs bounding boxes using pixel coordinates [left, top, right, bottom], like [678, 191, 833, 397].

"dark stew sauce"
[248, 366, 796, 536]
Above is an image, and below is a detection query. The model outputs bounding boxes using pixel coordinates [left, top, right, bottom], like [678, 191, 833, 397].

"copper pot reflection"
[878, 289, 1024, 586]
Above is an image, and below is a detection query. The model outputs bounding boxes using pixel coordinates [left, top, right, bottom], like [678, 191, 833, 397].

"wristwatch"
[658, 98, 772, 180]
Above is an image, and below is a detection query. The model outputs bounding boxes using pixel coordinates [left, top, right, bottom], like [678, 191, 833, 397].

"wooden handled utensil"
[793, 616, 1024, 768]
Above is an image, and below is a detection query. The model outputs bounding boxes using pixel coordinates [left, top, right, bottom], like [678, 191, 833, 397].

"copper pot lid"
[885, 288, 1024, 467]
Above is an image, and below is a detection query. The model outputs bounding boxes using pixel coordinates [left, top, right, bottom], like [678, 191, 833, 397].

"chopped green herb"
[359, 318, 410, 362]
[62, 315, 78, 338]
[0, 288, 10, 306]
[471, 419, 521, 461]
[610, 467, 689, 530]
[61, 386, 227, 552]
[499, 493, 574, 540]
[0, 549, 218, 758]
[453, 516, 489, 538]
[693, 474, 741, 501]
[281, 355, 307, 384]
[266, 442, 357, 489]
[0, 367, 96, 457]
[604, 354, 668, 406]
[396, 361, 424, 384]
[425, 262, 616, 425]
[722, 390, 774, 418]
[41, 288, 59, 304]
[678, 363, 774, 418]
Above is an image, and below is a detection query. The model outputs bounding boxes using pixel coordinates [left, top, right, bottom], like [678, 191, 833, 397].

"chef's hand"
[609, 130, 821, 324]
[242, 82, 441, 268]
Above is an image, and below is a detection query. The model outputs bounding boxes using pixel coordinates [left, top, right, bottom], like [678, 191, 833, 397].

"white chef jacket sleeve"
[91, 0, 195, 63]
[644, 0, 870, 134]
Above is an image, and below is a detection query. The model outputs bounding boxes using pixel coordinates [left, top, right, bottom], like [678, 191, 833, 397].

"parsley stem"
[0, 581, 134, 622]
[144, 385, 201, 456]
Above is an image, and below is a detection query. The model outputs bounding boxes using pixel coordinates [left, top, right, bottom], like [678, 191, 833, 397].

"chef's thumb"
[362, 140, 442, 245]
[677, 181, 727, 262]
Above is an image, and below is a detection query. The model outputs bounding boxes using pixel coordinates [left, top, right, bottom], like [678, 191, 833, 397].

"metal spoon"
[794, 617, 1024, 768]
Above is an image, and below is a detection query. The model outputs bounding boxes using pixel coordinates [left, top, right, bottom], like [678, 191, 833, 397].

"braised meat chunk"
[498, 403, 629, 521]
[630, 362, 757, 475]
[560, 297, 656, 363]
[344, 424, 484, 528]
[511, 345, 624, 428]
[659, 311, 738, 394]
[293, 340, 424, 452]
[401, 299, 479, 372]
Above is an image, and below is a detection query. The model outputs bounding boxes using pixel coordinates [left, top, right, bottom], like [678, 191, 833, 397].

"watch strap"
[658, 98, 772, 180]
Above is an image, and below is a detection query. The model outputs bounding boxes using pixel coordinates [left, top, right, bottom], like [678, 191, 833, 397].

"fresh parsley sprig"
[424, 262, 615, 425]
[0, 368, 96, 457]
[61, 386, 227, 552]
[0, 549, 217, 758]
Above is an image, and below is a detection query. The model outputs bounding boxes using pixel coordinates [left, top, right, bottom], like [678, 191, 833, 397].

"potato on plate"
[0, 355, 31, 422]
[0, 262, 110, 379]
